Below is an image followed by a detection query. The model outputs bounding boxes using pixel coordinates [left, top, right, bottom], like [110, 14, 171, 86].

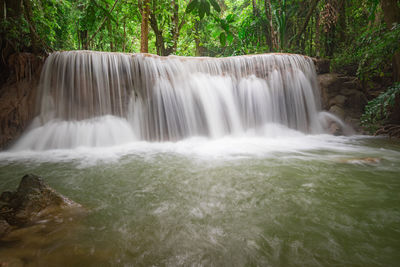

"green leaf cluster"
[361, 82, 400, 133]
[186, 0, 220, 19]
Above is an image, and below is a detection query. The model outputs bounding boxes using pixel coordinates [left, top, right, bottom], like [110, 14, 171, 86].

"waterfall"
[12, 51, 332, 150]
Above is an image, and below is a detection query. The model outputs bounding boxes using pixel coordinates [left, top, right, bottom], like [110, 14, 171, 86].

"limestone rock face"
[0, 174, 82, 231]
[0, 53, 45, 150]
[312, 58, 330, 74]
[329, 105, 346, 120]
[329, 95, 347, 107]
[0, 219, 11, 238]
[317, 73, 366, 132]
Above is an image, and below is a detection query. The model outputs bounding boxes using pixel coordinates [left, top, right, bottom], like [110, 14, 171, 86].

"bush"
[332, 23, 400, 81]
[361, 82, 400, 133]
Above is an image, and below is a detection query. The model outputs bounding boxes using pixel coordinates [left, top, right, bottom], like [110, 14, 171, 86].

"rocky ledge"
[318, 73, 367, 132]
[0, 174, 83, 238]
[0, 53, 45, 150]
[313, 58, 367, 134]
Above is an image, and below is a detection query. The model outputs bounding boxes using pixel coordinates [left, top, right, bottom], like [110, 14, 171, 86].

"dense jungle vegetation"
[0, 0, 399, 134]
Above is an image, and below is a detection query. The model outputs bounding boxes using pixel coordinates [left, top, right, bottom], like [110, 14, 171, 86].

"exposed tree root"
[375, 124, 400, 138]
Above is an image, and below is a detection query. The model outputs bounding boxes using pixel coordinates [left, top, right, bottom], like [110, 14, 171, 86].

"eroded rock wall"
[0, 53, 45, 149]
[314, 59, 367, 132]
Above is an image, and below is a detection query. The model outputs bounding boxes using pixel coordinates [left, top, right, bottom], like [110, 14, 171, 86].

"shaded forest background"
[0, 0, 399, 134]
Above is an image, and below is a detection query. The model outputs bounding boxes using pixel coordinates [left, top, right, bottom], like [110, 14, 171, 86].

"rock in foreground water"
[0, 174, 82, 237]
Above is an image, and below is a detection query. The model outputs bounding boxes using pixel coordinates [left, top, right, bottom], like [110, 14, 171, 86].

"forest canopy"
[1, 1, 400, 105]
[0, 0, 398, 59]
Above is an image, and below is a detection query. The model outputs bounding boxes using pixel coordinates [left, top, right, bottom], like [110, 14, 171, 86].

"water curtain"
[13, 51, 328, 149]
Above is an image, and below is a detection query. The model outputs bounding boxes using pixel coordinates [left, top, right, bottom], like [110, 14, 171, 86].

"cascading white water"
[12, 51, 336, 150]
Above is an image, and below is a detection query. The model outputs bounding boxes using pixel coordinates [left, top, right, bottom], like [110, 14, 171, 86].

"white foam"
[2, 128, 398, 168]
[10, 115, 137, 151]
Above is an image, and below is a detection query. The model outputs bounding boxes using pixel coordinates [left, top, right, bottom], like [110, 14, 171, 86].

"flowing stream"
[0, 51, 399, 266]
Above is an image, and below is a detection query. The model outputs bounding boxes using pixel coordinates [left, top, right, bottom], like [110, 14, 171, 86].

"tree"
[265, 0, 278, 50]
[289, 0, 320, 48]
[140, 0, 150, 53]
[150, 0, 186, 56]
[380, 0, 400, 82]
[380, 0, 400, 124]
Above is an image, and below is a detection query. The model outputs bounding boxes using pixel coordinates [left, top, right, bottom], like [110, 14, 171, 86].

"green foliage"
[273, 0, 288, 49]
[1, 0, 399, 78]
[357, 23, 400, 81]
[332, 22, 400, 80]
[0, 17, 30, 52]
[212, 14, 235, 47]
[186, 0, 220, 19]
[361, 83, 400, 133]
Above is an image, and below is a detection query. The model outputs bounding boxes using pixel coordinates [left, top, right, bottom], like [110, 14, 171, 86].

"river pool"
[0, 134, 399, 266]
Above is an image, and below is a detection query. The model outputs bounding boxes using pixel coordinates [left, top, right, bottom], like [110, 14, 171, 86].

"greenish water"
[0, 135, 400, 266]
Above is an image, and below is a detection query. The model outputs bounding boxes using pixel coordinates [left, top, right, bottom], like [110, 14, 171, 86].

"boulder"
[342, 79, 361, 90]
[329, 122, 343, 136]
[0, 219, 11, 238]
[318, 73, 342, 93]
[340, 88, 359, 96]
[318, 73, 346, 109]
[329, 105, 346, 120]
[345, 91, 368, 114]
[318, 73, 367, 133]
[312, 58, 330, 74]
[0, 174, 81, 228]
[329, 95, 347, 107]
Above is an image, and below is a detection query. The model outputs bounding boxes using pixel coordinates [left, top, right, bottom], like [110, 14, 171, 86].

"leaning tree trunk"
[22, 0, 40, 53]
[149, 10, 166, 56]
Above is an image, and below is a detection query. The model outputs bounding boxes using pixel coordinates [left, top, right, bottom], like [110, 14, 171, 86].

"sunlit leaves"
[209, 0, 220, 13]
[186, 0, 220, 19]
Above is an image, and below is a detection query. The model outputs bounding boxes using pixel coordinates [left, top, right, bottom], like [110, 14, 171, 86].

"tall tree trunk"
[0, 0, 4, 24]
[252, 0, 257, 16]
[170, 0, 179, 54]
[380, 0, 400, 82]
[149, 0, 184, 56]
[315, 10, 320, 57]
[289, 0, 319, 47]
[160, 0, 184, 56]
[337, 0, 346, 44]
[80, 30, 88, 50]
[380, 0, 400, 125]
[149, 1, 165, 56]
[140, 0, 150, 53]
[324, 25, 336, 57]
[87, 0, 119, 48]
[22, 0, 40, 53]
[263, 0, 272, 48]
[265, 0, 278, 50]
[309, 15, 313, 55]
[123, 20, 126, 52]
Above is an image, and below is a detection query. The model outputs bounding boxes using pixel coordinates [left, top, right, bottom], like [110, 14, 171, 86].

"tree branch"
[289, 0, 319, 47]
[87, 0, 119, 46]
